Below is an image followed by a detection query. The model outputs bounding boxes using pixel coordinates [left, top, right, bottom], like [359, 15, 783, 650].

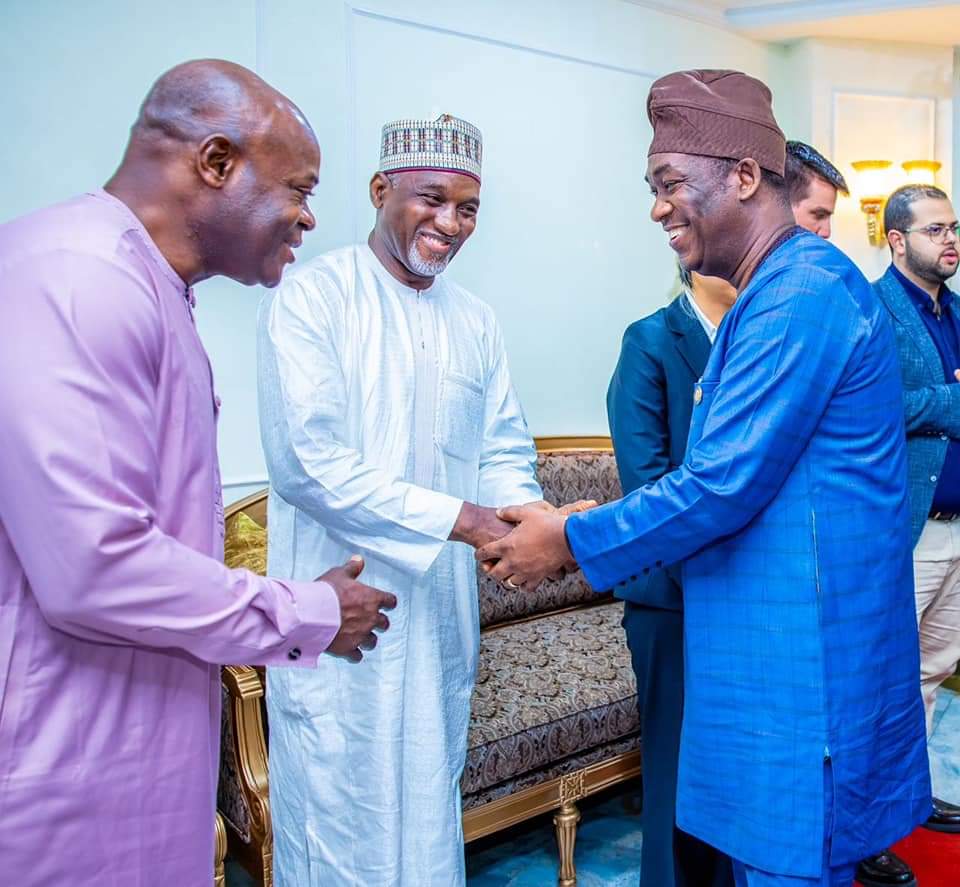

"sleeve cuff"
[394, 490, 464, 576]
[259, 578, 341, 667]
[565, 505, 642, 593]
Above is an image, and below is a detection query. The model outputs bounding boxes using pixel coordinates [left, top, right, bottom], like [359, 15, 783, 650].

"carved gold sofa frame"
[217, 437, 641, 886]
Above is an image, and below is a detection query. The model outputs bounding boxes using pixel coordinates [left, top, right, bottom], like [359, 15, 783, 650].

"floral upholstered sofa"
[217, 437, 641, 886]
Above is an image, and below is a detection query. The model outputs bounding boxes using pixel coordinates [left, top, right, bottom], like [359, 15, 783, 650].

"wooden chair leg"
[553, 798, 581, 886]
[214, 813, 227, 887]
[262, 837, 274, 887]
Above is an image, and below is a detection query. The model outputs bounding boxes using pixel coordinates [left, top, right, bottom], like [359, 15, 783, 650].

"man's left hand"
[475, 504, 579, 590]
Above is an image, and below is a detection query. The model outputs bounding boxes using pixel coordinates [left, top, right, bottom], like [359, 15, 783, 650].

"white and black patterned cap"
[379, 114, 482, 183]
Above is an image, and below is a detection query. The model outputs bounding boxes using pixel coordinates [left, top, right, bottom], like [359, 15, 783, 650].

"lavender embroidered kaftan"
[0, 191, 341, 885]
[259, 244, 541, 886]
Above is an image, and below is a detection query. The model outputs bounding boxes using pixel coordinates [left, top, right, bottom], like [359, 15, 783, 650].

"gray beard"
[407, 235, 451, 277]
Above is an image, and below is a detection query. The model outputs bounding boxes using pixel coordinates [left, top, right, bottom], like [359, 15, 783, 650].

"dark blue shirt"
[892, 264, 960, 512]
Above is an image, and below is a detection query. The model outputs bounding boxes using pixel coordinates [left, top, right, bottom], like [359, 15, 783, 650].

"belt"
[930, 510, 960, 521]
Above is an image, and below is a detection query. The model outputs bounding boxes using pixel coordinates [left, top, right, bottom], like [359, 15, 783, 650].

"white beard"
[407, 234, 452, 277]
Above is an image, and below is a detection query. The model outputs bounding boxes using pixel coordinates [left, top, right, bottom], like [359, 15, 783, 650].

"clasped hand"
[476, 499, 596, 591]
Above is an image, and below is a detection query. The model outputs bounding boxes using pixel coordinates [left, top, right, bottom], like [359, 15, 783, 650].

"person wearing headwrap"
[258, 114, 543, 886]
[477, 70, 931, 886]
[785, 141, 849, 239]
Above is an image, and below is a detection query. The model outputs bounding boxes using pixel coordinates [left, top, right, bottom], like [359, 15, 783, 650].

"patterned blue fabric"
[889, 265, 960, 382]
[887, 266, 960, 513]
[566, 231, 931, 876]
[874, 267, 960, 541]
[731, 762, 854, 886]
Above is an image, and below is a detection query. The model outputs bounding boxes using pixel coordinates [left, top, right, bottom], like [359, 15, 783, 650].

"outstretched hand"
[322, 556, 397, 663]
[475, 504, 579, 591]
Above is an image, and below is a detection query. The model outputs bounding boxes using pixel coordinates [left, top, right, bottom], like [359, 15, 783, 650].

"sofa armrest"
[220, 665, 272, 847]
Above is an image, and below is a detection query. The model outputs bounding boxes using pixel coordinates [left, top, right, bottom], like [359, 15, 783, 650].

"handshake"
[318, 497, 599, 664]
[452, 499, 598, 592]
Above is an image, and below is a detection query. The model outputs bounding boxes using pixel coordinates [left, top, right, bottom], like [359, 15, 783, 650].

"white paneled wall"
[773, 38, 954, 281]
[4, 2, 952, 504]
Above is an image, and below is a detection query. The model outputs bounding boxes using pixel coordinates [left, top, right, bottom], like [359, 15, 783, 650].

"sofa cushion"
[477, 450, 623, 629]
[462, 601, 638, 796]
[224, 511, 267, 575]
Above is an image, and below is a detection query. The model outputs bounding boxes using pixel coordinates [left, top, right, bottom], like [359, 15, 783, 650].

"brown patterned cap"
[647, 69, 785, 176]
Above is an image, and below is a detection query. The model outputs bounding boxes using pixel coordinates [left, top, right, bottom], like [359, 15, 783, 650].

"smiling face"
[889, 197, 959, 287]
[792, 174, 838, 239]
[646, 152, 744, 280]
[369, 170, 480, 287]
[221, 112, 320, 288]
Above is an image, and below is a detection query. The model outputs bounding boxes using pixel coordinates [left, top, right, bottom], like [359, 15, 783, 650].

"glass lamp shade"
[902, 160, 941, 186]
[851, 160, 894, 201]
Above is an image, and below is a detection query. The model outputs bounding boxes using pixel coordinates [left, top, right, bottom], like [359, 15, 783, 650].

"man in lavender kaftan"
[260, 115, 542, 885]
[0, 61, 395, 886]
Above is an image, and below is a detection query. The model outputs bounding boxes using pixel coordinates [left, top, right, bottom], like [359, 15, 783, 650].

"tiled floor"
[226, 689, 960, 886]
[929, 687, 960, 803]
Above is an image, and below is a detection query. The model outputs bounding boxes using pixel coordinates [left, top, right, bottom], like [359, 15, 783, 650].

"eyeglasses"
[902, 223, 960, 243]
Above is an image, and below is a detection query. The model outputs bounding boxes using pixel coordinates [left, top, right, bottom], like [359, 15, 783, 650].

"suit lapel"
[875, 268, 942, 379]
[665, 295, 711, 378]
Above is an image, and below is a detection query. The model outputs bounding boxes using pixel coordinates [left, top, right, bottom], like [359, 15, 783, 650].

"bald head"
[130, 59, 315, 154]
[106, 59, 320, 289]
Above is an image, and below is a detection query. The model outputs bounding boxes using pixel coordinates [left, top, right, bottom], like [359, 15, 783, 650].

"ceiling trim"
[620, 1, 727, 29]
[726, 0, 950, 29]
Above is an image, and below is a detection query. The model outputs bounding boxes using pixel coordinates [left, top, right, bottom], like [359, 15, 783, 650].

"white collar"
[359, 242, 440, 299]
[685, 291, 717, 344]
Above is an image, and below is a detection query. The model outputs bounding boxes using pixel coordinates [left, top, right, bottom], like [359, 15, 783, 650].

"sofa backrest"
[478, 440, 621, 630]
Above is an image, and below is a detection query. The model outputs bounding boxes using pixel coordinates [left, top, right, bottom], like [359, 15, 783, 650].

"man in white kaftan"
[258, 114, 542, 886]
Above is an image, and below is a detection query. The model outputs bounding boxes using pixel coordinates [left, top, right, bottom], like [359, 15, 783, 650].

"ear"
[369, 171, 392, 209]
[887, 229, 906, 257]
[734, 158, 762, 202]
[196, 134, 238, 189]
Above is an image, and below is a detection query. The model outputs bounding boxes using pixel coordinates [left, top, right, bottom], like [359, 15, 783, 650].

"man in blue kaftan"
[478, 70, 931, 887]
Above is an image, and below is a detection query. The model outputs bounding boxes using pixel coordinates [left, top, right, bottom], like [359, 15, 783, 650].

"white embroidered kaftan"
[258, 243, 541, 886]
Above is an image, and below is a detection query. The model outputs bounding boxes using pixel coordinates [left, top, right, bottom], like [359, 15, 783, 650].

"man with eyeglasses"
[865, 185, 960, 886]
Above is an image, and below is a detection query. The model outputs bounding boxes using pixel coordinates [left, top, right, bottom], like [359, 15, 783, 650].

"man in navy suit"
[478, 69, 930, 887]
[608, 267, 735, 887]
[607, 266, 737, 887]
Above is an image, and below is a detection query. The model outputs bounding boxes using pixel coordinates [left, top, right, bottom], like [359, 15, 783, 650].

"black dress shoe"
[923, 796, 960, 833]
[855, 850, 916, 886]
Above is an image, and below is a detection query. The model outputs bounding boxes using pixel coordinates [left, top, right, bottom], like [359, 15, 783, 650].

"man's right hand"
[320, 556, 397, 663]
[449, 502, 514, 550]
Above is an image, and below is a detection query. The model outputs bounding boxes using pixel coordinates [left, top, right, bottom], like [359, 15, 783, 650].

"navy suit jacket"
[874, 267, 960, 545]
[606, 294, 711, 610]
[567, 232, 930, 875]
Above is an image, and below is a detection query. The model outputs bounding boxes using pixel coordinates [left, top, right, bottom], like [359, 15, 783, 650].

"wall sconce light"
[902, 159, 941, 186]
[851, 160, 893, 247]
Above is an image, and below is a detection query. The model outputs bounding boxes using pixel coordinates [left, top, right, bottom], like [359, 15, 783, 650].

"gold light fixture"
[902, 159, 941, 186]
[851, 160, 894, 247]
